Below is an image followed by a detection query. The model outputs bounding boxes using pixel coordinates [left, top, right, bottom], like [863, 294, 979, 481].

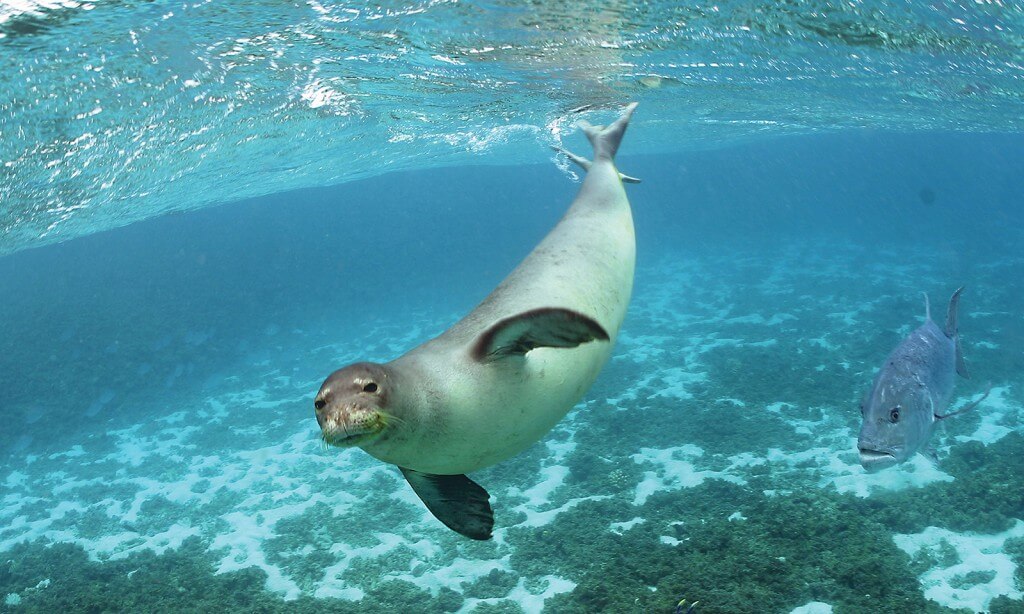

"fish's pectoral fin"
[936, 384, 991, 420]
[399, 467, 493, 540]
[471, 307, 610, 363]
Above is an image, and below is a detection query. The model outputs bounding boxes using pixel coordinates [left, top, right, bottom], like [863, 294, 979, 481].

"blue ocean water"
[2, 1, 1024, 613]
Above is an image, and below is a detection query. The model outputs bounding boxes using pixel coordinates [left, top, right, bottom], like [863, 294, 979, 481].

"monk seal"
[314, 103, 639, 539]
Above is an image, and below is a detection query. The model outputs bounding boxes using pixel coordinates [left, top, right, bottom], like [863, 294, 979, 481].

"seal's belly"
[363, 168, 634, 475]
[402, 341, 611, 474]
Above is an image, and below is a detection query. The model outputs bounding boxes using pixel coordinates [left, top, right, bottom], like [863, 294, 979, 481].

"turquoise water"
[2, 2, 1024, 613]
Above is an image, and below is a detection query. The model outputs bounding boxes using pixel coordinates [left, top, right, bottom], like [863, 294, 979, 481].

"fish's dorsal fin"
[399, 468, 493, 540]
[945, 286, 969, 378]
[471, 307, 609, 363]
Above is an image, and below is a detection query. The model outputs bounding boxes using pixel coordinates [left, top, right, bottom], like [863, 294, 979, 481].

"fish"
[857, 287, 989, 472]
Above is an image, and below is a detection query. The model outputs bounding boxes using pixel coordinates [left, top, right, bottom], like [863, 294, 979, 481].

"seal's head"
[315, 362, 395, 448]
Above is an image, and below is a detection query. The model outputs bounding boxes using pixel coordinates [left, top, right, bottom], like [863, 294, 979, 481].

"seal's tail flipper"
[553, 102, 640, 182]
[400, 467, 493, 540]
[579, 101, 638, 161]
[945, 286, 969, 378]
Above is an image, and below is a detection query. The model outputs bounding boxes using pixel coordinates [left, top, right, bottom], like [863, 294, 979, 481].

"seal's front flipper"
[400, 467, 493, 540]
[471, 307, 610, 363]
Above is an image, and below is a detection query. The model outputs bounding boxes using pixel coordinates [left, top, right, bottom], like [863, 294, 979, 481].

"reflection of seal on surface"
[314, 103, 640, 539]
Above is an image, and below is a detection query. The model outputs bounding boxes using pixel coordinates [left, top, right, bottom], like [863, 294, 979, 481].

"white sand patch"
[316, 533, 492, 602]
[48, 445, 86, 459]
[632, 445, 747, 506]
[649, 368, 708, 401]
[616, 332, 674, 364]
[723, 312, 796, 326]
[893, 521, 1024, 611]
[458, 575, 576, 613]
[605, 369, 667, 408]
[765, 402, 794, 413]
[761, 442, 955, 498]
[5, 471, 27, 488]
[520, 465, 568, 508]
[610, 517, 645, 534]
[517, 496, 612, 529]
[212, 508, 305, 600]
[503, 423, 600, 529]
[829, 453, 954, 498]
[387, 547, 504, 598]
[806, 335, 839, 351]
[157, 411, 188, 424]
[728, 511, 747, 522]
[790, 602, 833, 614]
[102, 523, 200, 561]
[953, 386, 1019, 446]
[101, 424, 200, 467]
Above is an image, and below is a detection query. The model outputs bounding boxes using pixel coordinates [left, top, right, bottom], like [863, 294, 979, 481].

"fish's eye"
[314, 398, 326, 410]
[889, 407, 901, 423]
[363, 382, 378, 393]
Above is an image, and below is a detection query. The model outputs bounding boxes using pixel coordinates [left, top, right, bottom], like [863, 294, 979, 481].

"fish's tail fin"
[555, 102, 640, 183]
[945, 286, 969, 379]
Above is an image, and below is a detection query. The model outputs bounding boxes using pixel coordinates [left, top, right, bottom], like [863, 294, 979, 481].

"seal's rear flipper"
[472, 307, 609, 363]
[579, 101, 638, 161]
[551, 146, 641, 183]
[400, 467, 493, 540]
[945, 286, 969, 378]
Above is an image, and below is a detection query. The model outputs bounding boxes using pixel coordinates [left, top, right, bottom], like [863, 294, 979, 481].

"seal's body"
[315, 104, 639, 539]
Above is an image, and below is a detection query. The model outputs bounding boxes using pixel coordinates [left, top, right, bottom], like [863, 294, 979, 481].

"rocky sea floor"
[1, 240, 1022, 613]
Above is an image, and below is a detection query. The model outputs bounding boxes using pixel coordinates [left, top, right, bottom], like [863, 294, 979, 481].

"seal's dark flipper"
[471, 307, 609, 363]
[399, 467, 493, 540]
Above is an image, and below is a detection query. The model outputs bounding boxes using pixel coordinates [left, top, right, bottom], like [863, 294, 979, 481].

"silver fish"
[857, 287, 989, 472]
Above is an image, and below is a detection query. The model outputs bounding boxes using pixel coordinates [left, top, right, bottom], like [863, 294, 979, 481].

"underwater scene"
[2, 1, 1023, 613]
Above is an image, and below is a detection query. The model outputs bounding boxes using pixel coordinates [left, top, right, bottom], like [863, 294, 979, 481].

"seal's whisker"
[381, 412, 407, 427]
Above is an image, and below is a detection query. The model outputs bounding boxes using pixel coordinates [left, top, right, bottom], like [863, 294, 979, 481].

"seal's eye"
[363, 382, 378, 393]
[889, 407, 901, 423]
[314, 399, 326, 410]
